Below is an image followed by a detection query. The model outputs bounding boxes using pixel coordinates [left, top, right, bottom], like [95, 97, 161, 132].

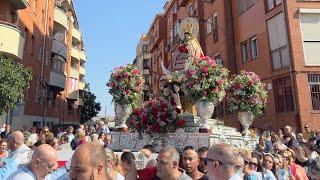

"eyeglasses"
[244, 160, 249, 165]
[203, 158, 224, 166]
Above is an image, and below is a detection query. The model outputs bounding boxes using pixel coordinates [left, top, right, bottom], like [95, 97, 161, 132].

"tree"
[80, 86, 101, 123]
[0, 54, 33, 123]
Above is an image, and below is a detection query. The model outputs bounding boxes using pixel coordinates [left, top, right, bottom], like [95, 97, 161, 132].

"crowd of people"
[0, 121, 319, 180]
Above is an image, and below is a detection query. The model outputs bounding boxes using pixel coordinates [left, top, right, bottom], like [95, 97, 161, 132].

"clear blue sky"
[74, 1, 166, 117]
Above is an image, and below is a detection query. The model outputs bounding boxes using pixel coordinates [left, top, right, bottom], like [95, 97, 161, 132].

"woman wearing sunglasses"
[281, 148, 308, 180]
[243, 157, 262, 180]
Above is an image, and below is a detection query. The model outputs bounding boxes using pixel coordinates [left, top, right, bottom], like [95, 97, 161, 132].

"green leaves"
[0, 54, 33, 115]
[80, 87, 101, 123]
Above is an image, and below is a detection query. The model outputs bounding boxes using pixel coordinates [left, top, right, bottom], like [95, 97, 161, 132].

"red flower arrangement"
[127, 98, 185, 134]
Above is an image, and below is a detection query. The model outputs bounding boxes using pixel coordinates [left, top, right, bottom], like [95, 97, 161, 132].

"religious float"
[107, 17, 268, 152]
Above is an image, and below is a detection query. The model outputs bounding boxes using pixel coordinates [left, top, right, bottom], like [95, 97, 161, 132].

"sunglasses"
[203, 158, 224, 166]
[245, 160, 258, 167]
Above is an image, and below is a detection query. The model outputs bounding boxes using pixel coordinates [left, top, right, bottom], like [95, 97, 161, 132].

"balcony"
[79, 80, 85, 90]
[0, 22, 25, 60]
[143, 53, 151, 59]
[52, 39, 67, 60]
[67, 90, 78, 100]
[178, 0, 188, 7]
[80, 50, 86, 62]
[49, 70, 66, 92]
[71, 47, 80, 60]
[149, 16, 166, 52]
[79, 66, 85, 76]
[72, 28, 81, 43]
[9, 0, 28, 10]
[70, 67, 79, 79]
[54, 7, 69, 30]
[77, 98, 84, 106]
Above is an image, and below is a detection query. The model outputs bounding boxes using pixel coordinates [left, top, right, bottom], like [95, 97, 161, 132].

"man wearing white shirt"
[7, 131, 32, 165]
[8, 144, 58, 180]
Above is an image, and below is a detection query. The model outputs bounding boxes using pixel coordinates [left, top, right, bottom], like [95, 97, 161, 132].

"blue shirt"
[0, 158, 18, 179]
[7, 165, 37, 180]
[45, 167, 68, 180]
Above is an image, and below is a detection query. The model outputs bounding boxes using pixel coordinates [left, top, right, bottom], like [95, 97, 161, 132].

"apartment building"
[135, 34, 151, 101]
[147, 14, 167, 98]
[0, 0, 87, 130]
[140, 0, 320, 131]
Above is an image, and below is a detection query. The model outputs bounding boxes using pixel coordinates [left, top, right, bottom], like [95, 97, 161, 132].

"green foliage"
[0, 54, 33, 114]
[80, 88, 101, 123]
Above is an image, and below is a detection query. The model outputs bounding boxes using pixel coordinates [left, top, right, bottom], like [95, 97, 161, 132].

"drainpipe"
[282, 0, 300, 131]
[228, 0, 238, 75]
[41, 0, 49, 127]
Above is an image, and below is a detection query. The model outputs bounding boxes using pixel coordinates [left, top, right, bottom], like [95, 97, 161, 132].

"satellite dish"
[178, 17, 199, 40]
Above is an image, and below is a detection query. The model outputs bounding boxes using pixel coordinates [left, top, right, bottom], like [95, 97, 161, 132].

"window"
[215, 53, 223, 65]
[273, 76, 294, 112]
[24, 28, 29, 49]
[241, 41, 249, 62]
[267, 13, 290, 70]
[308, 74, 320, 111]
[250, 36, 258, 59]
[238, 0, 256, 14]
[52, 58, 65, 73]
[266, 0, 282, 12]
[142, 44, 148, 54]
[38, 46, 43, 62]
[188, 4, 194, 16]
[213, 13, 218, 42]
[31, 35, 35, 56]
[300, 12, 320, 66]
[206, 16, 212, 35]
[33, 0, 37, 14]
[35, 80, 39, 103]
[10, 9, 17, 24]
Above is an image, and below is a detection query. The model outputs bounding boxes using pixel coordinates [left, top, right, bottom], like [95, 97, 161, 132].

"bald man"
[8, 144, 58, 180]
[206, 143, 240, 180]
[69, 142, 111, 180]
[7, 131, 32, 165]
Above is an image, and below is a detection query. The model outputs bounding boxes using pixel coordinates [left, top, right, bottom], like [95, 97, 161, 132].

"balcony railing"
[0, 21, 25, 60]
[71, 47, 80, 60]
[52, 39, 67, 60]
[49, 70, 66, 92]
[79, 80, 85, 90]
[72, 28, 81, 43]
[54, 7, 69, 30]
[79, 66, 85, 76]
[70, 67, 79, 79]
[80, 50, 86, 62]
